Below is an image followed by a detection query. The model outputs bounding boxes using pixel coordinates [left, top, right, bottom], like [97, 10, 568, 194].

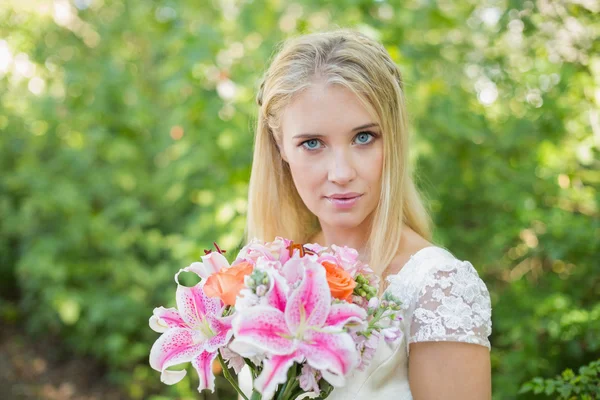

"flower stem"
[218, 352, 250, 400]
[281, 379, 299, 400]
[277, 363, 298, 400]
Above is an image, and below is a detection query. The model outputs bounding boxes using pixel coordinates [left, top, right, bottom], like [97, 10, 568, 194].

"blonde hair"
[245, 28, 433, 273]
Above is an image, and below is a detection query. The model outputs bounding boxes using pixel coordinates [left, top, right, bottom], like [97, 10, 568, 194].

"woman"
[240, 28, 492, 399]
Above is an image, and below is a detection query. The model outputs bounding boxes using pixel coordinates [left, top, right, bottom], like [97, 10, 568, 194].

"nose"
[328, 149, 357, 185]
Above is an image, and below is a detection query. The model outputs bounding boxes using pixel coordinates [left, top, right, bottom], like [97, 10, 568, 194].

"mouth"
[325, 194, 364, 207]
[326, 194, 362, 200]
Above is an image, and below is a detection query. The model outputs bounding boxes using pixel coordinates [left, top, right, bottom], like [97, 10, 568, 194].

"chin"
[319, 212, 367, 230]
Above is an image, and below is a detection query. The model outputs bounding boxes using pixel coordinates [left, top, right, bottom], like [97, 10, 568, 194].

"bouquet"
[149, 237, 404, 400]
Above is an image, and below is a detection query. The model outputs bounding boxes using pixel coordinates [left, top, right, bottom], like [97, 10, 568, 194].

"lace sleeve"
[408, 258, 492, 352]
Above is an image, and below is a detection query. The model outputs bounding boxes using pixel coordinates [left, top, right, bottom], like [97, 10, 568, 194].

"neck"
[312, 214, 374, 262]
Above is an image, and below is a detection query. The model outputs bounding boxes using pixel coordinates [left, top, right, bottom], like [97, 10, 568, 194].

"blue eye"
[301, 139, 322, 150]
[299, 132, 377, 152]
[355, 132, 375, 144]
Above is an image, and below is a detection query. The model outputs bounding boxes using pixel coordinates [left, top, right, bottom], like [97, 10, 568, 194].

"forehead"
[280, 82, 377, 138]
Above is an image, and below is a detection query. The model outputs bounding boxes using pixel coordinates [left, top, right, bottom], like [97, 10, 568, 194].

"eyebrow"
[293, 123, 380, 139]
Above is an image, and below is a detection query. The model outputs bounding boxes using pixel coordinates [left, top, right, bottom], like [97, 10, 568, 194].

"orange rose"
[204, 261, 254, 306]
[321, 261, 356, 302]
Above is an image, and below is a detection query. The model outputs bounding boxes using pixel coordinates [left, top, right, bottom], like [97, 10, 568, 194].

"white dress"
[238, 246, 493, 400]
[327, 245, 493, 400]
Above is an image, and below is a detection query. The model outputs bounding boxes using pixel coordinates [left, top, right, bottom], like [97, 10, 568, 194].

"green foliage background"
[0, 0, 598, 399]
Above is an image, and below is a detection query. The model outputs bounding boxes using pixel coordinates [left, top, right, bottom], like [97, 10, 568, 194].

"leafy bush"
[520, 359, 600, 399]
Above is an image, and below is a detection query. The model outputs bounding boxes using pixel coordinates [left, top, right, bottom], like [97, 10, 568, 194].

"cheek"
[360, 145, 384, 185]
[281, 146, 327, 213]
[372, 150, 384, 183]
[285, 145, 325, 177]
[287, 157, 325, 198]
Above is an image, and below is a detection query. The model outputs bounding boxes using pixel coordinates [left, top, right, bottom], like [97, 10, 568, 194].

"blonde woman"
[240, 28, 492, 399]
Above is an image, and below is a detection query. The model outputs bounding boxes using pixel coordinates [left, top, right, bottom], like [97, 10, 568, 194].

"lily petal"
[285, 262, 331, 332]
[161, 369, 188, 385]
[199, 251, 231, 277]
[279, 256, 305, 286]
[149, 307, 187, 333]
[254, 353, 303, 400]
[325, 302, 367, 329]
[232, 306, 294, 355]
[173, 262, 206, 286]
[185, 261, 206, 277]
[228, 338, 265, 358]
[207, 313, 233, 333]
[176, 282, 222, 328]
[149, 328, 204, 379]
[320, 369, 346, 388]
[265, 270, 289, 312]
[299, 330, 358, 383]
[204, 315, 234, 353]
[192, 350, 219, 393]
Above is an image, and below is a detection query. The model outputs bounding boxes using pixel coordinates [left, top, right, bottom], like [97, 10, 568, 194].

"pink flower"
[230, 259, 366, 399]
[149, 274, 233, 392]
[220, 346, 246, 374]
[149, 306, 188, 332]
[186, 250, 231, 280]
[381, 311, 404, 343]
[234, 237, 293, 265]
[330, 244, 359, 271]
[382, 326, 403, 342]
[352, 330, 380, 371]
[238, 260, 289, 312]
[304, 242, 327, 254]
[298, 364, 321, 393]
[267, 236, 294, 264]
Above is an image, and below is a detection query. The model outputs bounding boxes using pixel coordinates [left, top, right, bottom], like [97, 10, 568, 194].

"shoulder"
[385, 226, 434, 277]
[417, 251, 491, 306]
[408, 251, 493, 351]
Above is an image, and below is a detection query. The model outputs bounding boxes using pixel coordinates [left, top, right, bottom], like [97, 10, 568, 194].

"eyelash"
[299, 131, 378, 152]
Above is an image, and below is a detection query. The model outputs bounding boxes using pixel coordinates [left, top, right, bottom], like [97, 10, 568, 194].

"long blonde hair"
[245, 28, 433, 272]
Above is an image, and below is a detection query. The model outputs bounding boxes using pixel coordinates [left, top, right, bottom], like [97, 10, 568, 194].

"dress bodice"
[326, 245, 493, 400]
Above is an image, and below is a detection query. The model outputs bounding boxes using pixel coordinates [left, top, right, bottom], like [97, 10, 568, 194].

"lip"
[326, 192, 362, 199]
[325, 194, 363, 209]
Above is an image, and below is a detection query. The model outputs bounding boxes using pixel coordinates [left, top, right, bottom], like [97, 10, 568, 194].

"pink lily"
[149, 269, 233, 392]
[230, 259, 366, 399]
[185, 250, 231, 280]
[149, 306, 188, 332]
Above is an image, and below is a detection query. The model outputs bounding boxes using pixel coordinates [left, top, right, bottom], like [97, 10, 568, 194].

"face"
[278, 81, 384, 231]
